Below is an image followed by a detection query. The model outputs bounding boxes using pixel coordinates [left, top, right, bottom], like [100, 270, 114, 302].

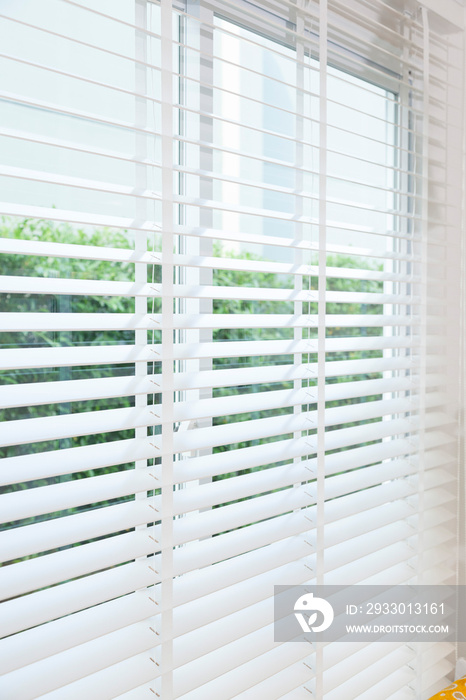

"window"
[0, 0, 463, 698]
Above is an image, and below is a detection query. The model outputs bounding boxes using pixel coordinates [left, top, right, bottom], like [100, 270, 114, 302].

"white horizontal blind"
[0, 1, 463, 700]
[0, 3, 168, 700]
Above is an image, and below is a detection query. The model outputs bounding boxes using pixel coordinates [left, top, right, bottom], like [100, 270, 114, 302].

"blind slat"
[0, 356, 413, 408]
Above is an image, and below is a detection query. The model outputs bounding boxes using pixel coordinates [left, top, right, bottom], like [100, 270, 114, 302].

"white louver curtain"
[0, 0, 464, 699]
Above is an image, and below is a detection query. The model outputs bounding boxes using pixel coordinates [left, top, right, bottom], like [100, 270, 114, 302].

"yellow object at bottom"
[429, 677, 466, 699]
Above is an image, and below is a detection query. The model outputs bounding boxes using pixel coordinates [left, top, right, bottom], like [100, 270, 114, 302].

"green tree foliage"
[210, 243, 384, 460]
[0, 219, 152, 539]
[1, 218, 385, 541]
